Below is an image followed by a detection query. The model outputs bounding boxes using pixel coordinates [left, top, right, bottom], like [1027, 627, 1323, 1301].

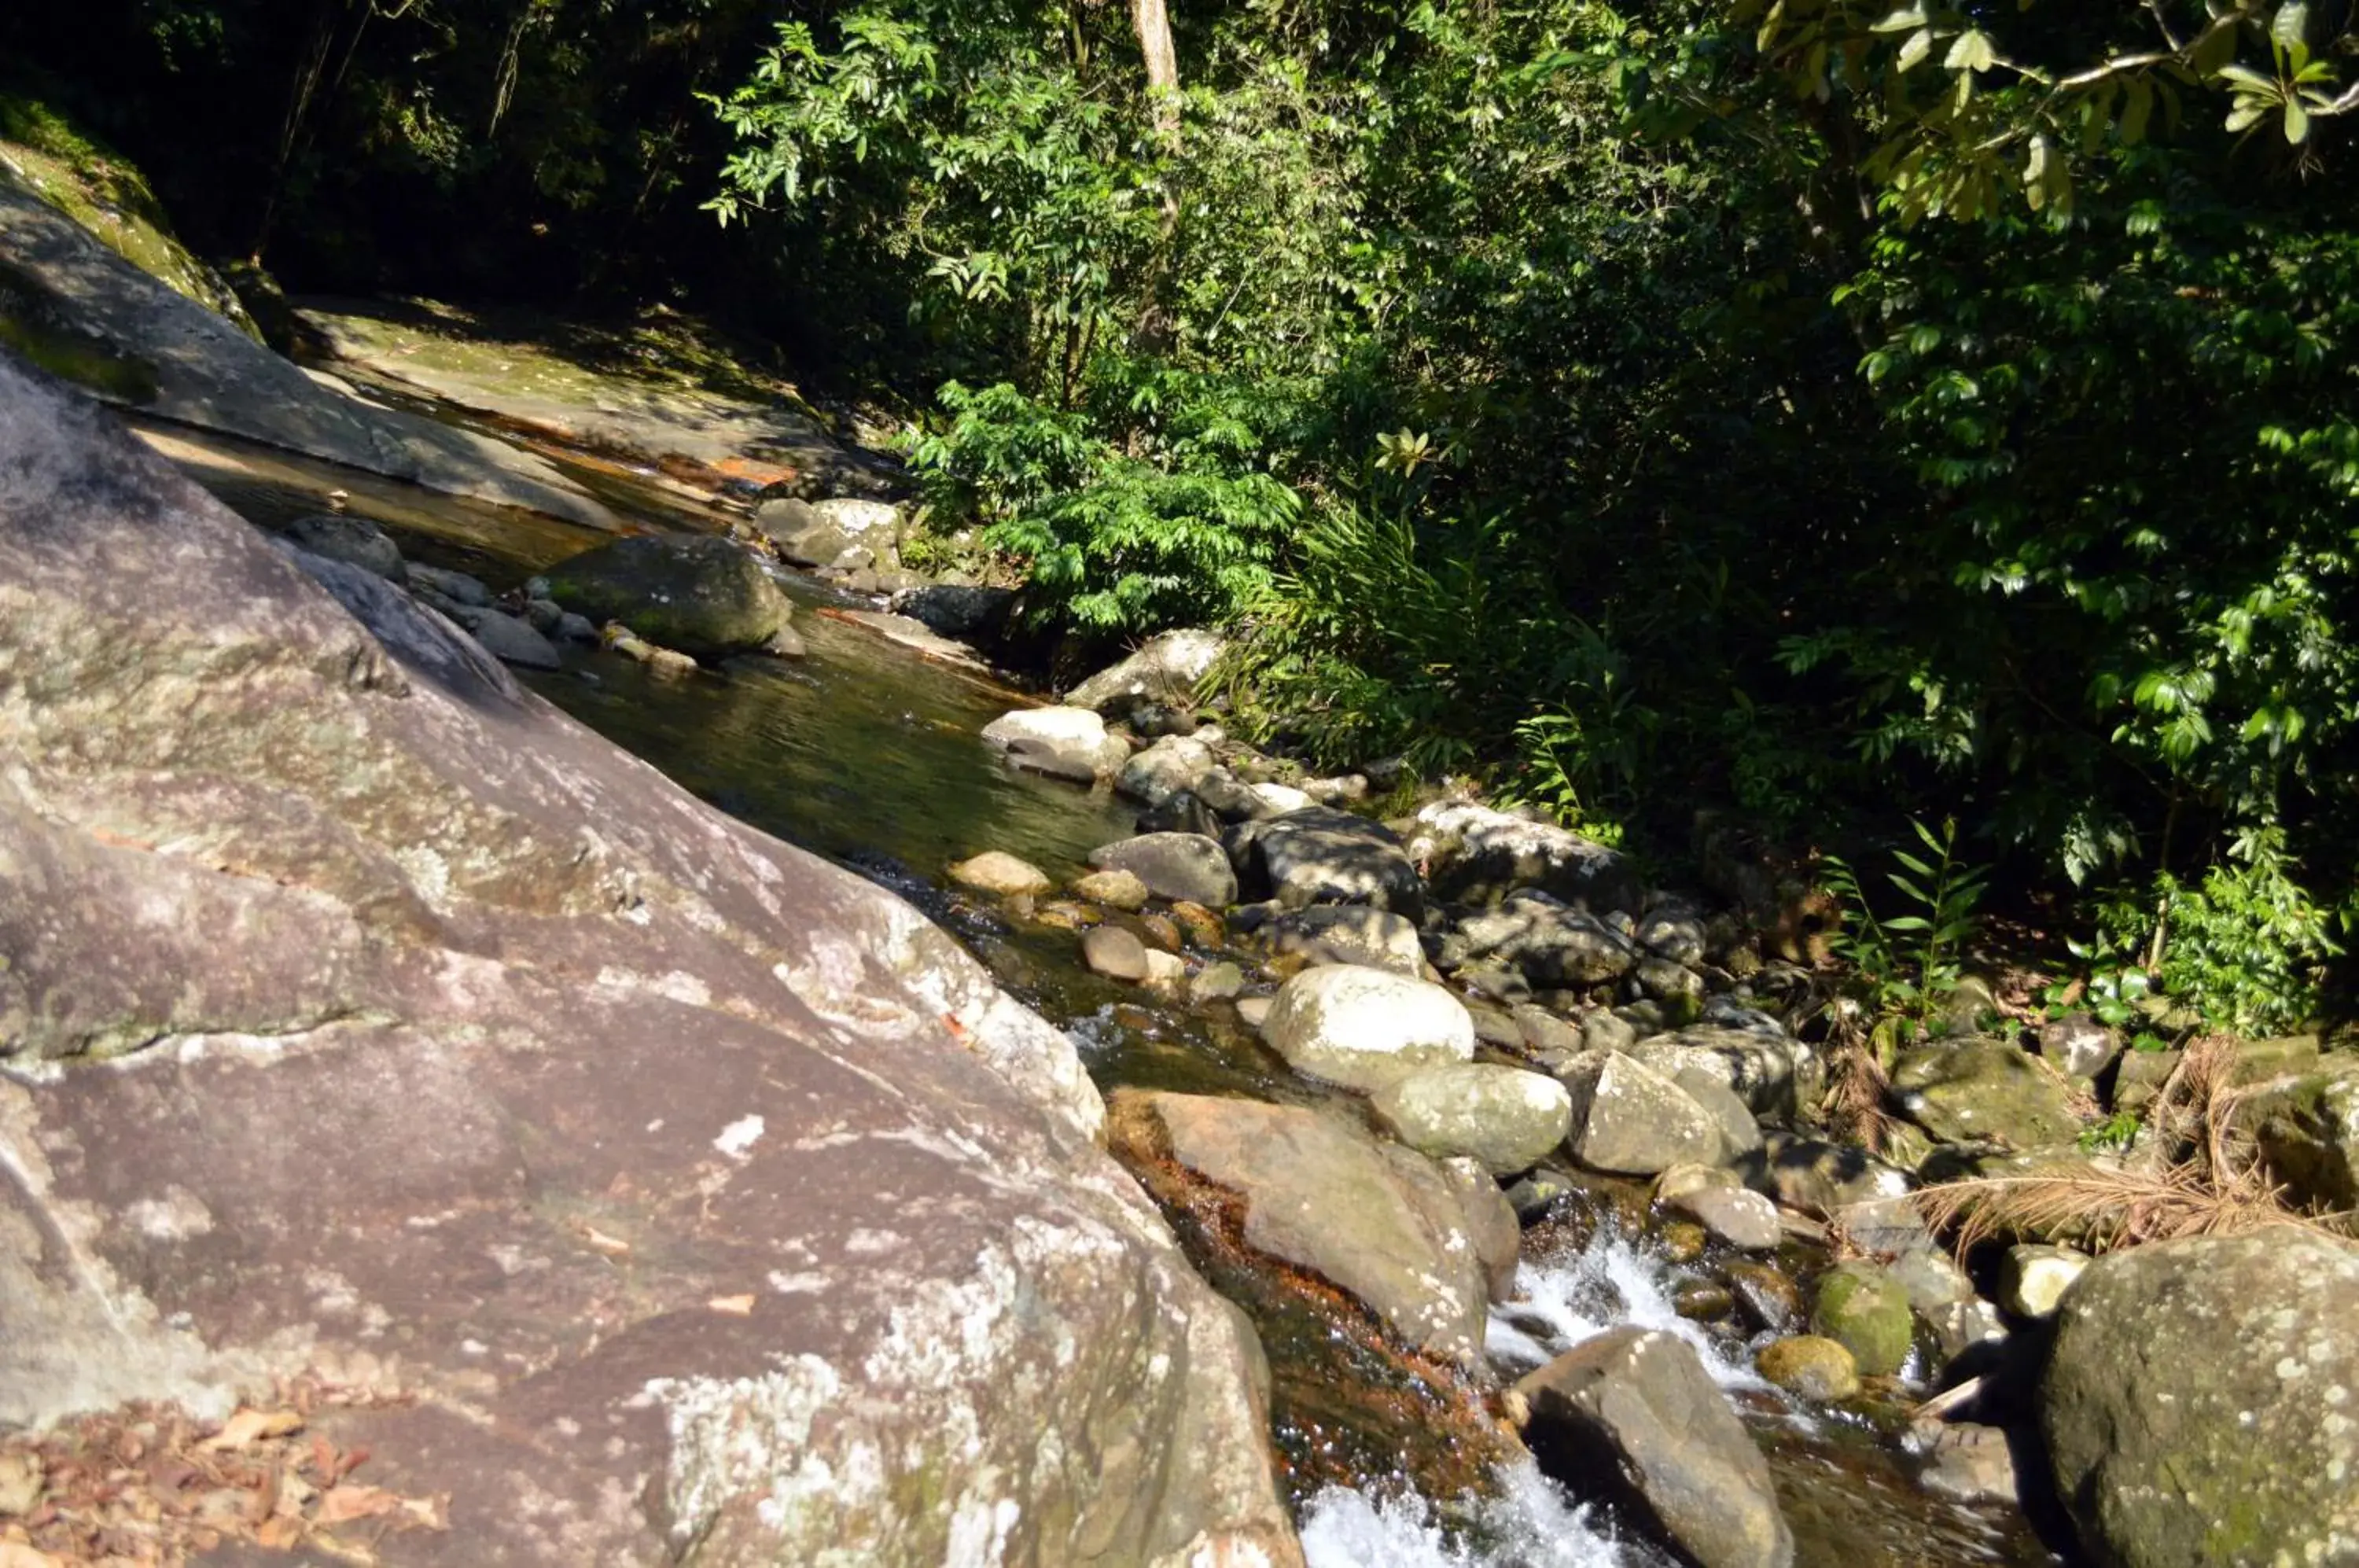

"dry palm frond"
[1912, 1033, 2352, 1256]
[1820, 1036, 1899, 1154]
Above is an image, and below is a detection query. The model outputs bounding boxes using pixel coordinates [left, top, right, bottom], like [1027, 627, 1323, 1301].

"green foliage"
[2077, 1109, 2144, 1155]
[1820, 818, 1990, 1038]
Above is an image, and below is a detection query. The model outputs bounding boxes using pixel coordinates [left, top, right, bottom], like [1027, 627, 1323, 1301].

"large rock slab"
[2246, 1053, 2359, 1210]
[1117, 734, 1218, 808]
[1559, 1053, 1725, 1175]
[1514, 1327, 1794, 1568]
[1259, 964, 1476, 1093]
[1089, 831, 1238, 906]
[543, 534, 795, 658]
[1442, 890, 1640, 987]
[1235, 807, 1424, 918]
[1404, 799, 1641, 916]
[1892, 1036, 2082, 1149]
[1106, 1092, 1489, 1367]
[0, 181, 616, 529]
[1633, 1025, 1819, 1121]
[0, 361, 1301, 1568]
[983, 705, 1130, 780]
[2042, 1231, 2359, 1568]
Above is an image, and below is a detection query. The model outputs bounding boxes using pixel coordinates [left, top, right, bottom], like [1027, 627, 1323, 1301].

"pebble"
[1082, 927, 1150, 981]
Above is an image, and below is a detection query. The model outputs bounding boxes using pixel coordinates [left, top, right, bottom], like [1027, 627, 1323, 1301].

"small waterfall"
[1485, 1229, 1768, 1392]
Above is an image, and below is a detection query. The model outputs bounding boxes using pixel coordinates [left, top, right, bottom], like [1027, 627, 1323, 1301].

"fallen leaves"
[0, 1381, 447, 1566]
[706, 1293, 755, 1316]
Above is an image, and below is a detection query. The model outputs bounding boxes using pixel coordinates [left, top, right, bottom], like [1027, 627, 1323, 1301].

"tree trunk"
[1130, 0, 1180, 139]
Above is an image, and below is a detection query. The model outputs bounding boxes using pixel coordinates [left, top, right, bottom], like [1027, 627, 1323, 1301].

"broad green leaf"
[2191, 20, 2239, 76]
[1885, 915, 1934, 932]
[2120, 76, 2154, 145]
[1897, 28, 1936, 72]
[2273, 2, 2309, 51]
[1945, 30, 1995, 73]
[1871, 6, 1929, 34]
[2284, 97, 2310, 142]
[1892, 850, 1936, 875]
[2226, 100, 2269, 131]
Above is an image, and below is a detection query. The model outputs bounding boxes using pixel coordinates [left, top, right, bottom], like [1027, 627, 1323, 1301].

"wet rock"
[1065, 628, 1225, 720]
[1371, 1064, 1573, 1176]
[545, 535, 792, 658]
[1444, 891, 1639, 988]
[523, 594, 565, 631]
[1088, 831, 1238, 907]
[1139, 948, 1187, 997]
[1916, 1421, 2017, 1505]
[1435, 1155, 1522, 1301]
[1168, 900, 1226, 948]
[1739, 1133, 1915, 1222]
[1809, 1262, 1915, 1378]
[1632, 1025, 1817, 1121]
[1260, 964, 1476, 1094]
[2042, 1231, 2359, 1568]
[1117, 734, 1217, 808]
[1406, 800, 1643, 917]
[1887, 1246, 1975, 1315]
[1670, 1068, 1764, 1160]
[462, 606, 562, 670]
[1237, 807, 1424, 918]
[1187, 960, 1245, 1004]
[1108, 1091, 1490, 1367]
[1513, 1327, 1794, 1568]
[2039, 1013, 2120, 1079]
[1139, 911, 1184, 951]
[1083, 926, 1152, 981]
[0, 363, 1298, 1566]
[1997, 1244, 2089, 1320]
[408, 561, 493, 607]
[1668, 1186, 1782, 1250]
[1676, 1283, 1735, 1322]
[1234, 996, 1273, 1029]
[1924, 1299, 2008, 1366]
[1264, 904, 1426, 977]
[1724, 1262, 1802, 1333]
[603, 623, 698, 675]
[1891, 1036, 2083, 1150]
[285, 513, 405, 582]
[1754, 1336, 1860, 1401]
[982, 705, 1130, 779]
[1559, 1054, 1725, 1176]
[1073, 867, 1150, 911]
[553, 609, 598, 643]
[948, 850, 1054, 897]
[1137, 789, 1225, 837]
[2247, 1053, 2359, 1209]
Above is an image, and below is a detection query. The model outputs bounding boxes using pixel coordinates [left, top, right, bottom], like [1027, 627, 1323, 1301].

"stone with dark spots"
[1088, 831, 1238, 907]
[1235, 807, 1424, 918]
[1405, 799, 1642, 917]
[0, 361, 1302, 1568]
[544, 533, 794, 659]
[283, 513, 406, 582]
[1513, 1327, 1794, 1568]
[1261, 904, 1426, 976]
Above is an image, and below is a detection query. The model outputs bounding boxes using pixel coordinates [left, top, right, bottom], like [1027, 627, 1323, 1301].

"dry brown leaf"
[580, 1225, 632, 1257]
[0, 1453, 42, 1517]
[254, 1515, 304, 1549]
[312, 1485, 400, 1526]
[707, 1294, 755, 1316]
[0, 1544, 61, 1568]
[198, 1408, 302, 1452]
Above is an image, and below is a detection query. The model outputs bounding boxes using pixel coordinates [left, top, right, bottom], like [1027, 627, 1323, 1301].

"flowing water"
[159, 410, 2066, 1567]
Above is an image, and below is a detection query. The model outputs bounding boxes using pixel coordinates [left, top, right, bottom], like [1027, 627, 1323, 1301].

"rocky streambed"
[7, 303, 2359, 1568]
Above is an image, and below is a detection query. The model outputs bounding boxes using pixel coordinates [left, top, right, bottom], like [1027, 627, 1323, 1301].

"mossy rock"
[1809, 1261, 1913, 1378]
[1892, 1036, 2082, 1149]
[545, 535, 791, 658]
[1755, 1335, 1860, 1401]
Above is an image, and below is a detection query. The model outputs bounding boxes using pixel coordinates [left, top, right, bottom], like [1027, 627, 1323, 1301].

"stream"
[155, 406, 2066, 1567]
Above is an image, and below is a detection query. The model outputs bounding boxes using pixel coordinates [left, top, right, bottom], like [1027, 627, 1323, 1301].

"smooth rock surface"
[2042, 1231, 2359, 1568]
[1236, 808, 1424, 918]
[1997, 1244, 2090, 1320]
[1444, 891, 1639, 987]
[459, 605, 563, 670]
[285, 512, 406, 581]
[545, 534, 793, 658]
[1370, 1065, 1573, 1176]
[948, 849, 1054, 897]
[1559, 1053, 1725, 1176]
[1083, 926, 1152, 981]
[1116, 734, 1217, 808]
[1514, 1327, 1794, 1568]
[1405, 799, 1642, 916]
[1088, 831, 1238, 907]
[1065, 628, 1224, 716]
[1892, 1036, 2083, 1150]
[1262, 904, 1426, 976]
[0, 363, 1301, 1568]
[1810, 1263, 1915, 1378]
[1259, 964, 1476, 1094]
[983, 705, 1130, 780]
[1754, 1336, 1860, 1401]
[1073, 867, 1151, 911]
[1668, 1185, 1783, 1250]
[1633, 1025, 1817, 1121]
[1107, 1092, 1489, 1367]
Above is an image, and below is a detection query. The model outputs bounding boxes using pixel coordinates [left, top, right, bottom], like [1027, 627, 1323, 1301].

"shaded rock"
[1260, 964, 1475, 1094]
[522, 594, 565, 631]
[2039, 1013, 2120, 1079]
[2042, 1231, 2359, 1568]
[1435, 1155, 1522, 1301]
[462, 606, 561, 670]
[545, 535, 792, 658]
[1444, 892, 1639, 988]
[1263, 904, 1426, 977]
[284, 513, 404, 582]
[1887, 1246, 1975, 1314]
[1406, 800, 1642, 917]
[1513, 1327, 1794, 1568]
[1233, 807, 1424, 918]
[2247, 1053, 2359, 1210]
[1117, 734, 1217, 808]
[408, 561, 492, 607]
[1371, 1065, 1573, 1176]
[1582, 1009, 1638, 1056]
[1073, 867, 1150, 911]
[1108, 1091, 1489, 1367]
[1083, 926, 1151, 981]
[1668, 1186, 1782, 1250]
[948, 850, 1054, 898]
[1809, 1263, 1914, 1378]
[1740, 1134, 1915, 1222]
[1169, 900, 1226, 947]
[1066, 628, 1224, 718]
[1997, 1244, 2089, 1320]
[1632, 1025, 1817, 1121]
[891, 581, 1016, 641]
[1724, 1263, 1802, 1333]
[1137, 789, 1224, 838]
[1636, 900, 1709, 967]
[0, 362, 1298, 1566]
[1754, 1336, 1860, 1401]
[983, 705, 1129, 779]
[1512, 1005, 1584, 1055]
[1559, 1054, 1724, 1176]
[1670, 1068, 1763, 1160]
[1089, 832, 1238, 907]
[554, 610, 598, 643]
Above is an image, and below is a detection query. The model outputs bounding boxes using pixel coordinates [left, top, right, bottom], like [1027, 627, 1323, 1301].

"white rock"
[1999, 1243, 2091, 1320]
[1260, 964, 1475, 1094]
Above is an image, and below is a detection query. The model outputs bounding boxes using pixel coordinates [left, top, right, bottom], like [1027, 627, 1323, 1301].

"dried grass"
[1912, 1035, 2352, 1255]
[1820, 1037, 1899, 1155]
